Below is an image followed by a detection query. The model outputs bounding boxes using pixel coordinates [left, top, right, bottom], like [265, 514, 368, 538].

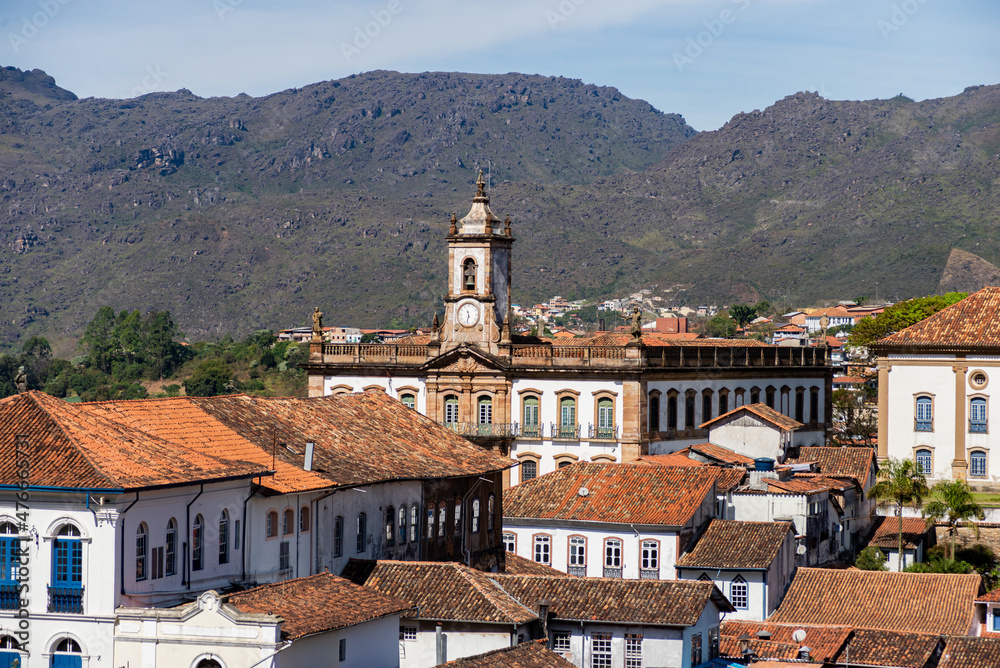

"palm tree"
[924, 479, 984, 560]
[870, 458, 930, 571]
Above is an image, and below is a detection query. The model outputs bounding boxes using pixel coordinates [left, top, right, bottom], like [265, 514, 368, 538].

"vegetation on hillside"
[849, 292, 968, 349]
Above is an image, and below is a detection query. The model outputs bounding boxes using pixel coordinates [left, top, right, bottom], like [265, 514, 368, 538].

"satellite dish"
[796, 544, 807, 555]
[792, 629, 807, 643]
[578, 487, 590, 497]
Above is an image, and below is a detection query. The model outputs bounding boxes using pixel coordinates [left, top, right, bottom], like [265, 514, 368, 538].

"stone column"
[621, 379, 644, 461]
[953, 362, 968, 480]
[877, 361, 890, 461]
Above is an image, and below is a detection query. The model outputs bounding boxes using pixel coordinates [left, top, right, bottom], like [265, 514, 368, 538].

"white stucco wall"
[400, 620, 516, 668]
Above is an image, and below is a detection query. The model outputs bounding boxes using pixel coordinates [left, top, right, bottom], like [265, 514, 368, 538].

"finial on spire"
[449, 212, 458, 235]
[504, 215, 512, 236]
[475, 169, 487, 198]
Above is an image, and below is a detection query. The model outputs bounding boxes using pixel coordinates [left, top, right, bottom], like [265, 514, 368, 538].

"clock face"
[458, 303, 480, 327]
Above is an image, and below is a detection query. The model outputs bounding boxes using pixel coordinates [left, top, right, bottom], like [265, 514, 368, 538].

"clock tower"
[439, 170, 514, 355]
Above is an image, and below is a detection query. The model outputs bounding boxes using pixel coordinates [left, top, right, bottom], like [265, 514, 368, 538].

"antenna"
[487, 159, 491, 192]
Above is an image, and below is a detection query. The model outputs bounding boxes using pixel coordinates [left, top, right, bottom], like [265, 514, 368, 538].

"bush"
[183, 359, 234, 397]
[855, 546, 887, 571]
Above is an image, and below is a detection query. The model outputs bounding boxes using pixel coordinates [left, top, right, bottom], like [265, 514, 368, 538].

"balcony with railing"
[442, 422, 519, 439]
[915, 420, 933, 432]
[588, 424, 618, 441]
[48, 585, 84, 613]
[567, 566, 587, 577]
[970, 420, 988, 434]
[551, 423, 580, 440]
[639, 569, 659, 580]
[0, 583, 18, 610]
[603, 567, 622, 579]
[520, 423, 542, 438]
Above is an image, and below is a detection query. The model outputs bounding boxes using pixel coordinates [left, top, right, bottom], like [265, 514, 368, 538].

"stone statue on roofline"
[630, 306, 643, 340]
[312, 307, 324, 340]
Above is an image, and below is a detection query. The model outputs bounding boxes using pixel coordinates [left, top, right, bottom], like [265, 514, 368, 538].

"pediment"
[422, 344, 508, 374]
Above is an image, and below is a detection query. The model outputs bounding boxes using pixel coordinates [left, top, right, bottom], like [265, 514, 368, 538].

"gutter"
[118, 492, 142, 595]
[241, 485, 258, 582]
[184, 484, 205, 589]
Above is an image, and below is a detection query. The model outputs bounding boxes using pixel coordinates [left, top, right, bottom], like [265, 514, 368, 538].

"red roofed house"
[699, 403, 826, 465]
[864, 515, 936, 571]
[305, 175, 833, 487]
[676, 520, 796, 621]
[871, 287, 1000, 482]
[502, 463, 718, 580]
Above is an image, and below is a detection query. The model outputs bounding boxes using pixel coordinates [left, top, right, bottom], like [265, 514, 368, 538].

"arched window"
[664, 390, 678, 430]
[454, 499, 462, 533]
[192, 514, 204, 571]
[559, 396, 577, 438]
[730, 576, 748, 609]
[487, 494, 495, 531]
[462, 258, 477, 291]
[438, 504, 446, 537]
[750, 387, 760, 405]
[765, 386, 775, 409]
[0, 522, 20, 591]
[385, 507, 396, 546]
[356, 513, 367, 553]
[971, 451, 988, 478]
[195, 660, 222, 668]
[300, 506, 311, 534]
[810, 387, 820, 424]
[970, 398, 988, 433]
[558, 460, 572, 468]
[472, 498, 481, 534]
[165, 518, 177, 576]
[398, 506, 407, 545]
[735, 388, 745, 408]
[478, 396, 492, 425]
[400, 393, 416, 410]
[522, 395, 540, 437]
[719, 388, 730, 415]
[915, 449, 932, 474]
[427, 505, 435, 539]
[597, 397, 614, 439]
[568, 535, 587, 569]
[136, 523, 148, 581]
[444, 395, 459, 424]
[266, 510, 278, 539]
[503, 532, 516, 552]
[283, 508, 294, 536]
[334, 516, 344, 557]
[521, 460, 537, 482]
[641, 540, 659, 578]
[52, 638, 82, 667]
[219, 510, 229, 565]
[0, 635, 22, 665]
[685, 390, 696, 429]
[604, 538, 623, 577]
[915, 396, 933, 431]
[533, 534, 551, 564]
[51, 525, 83, 613]
[648, 392, 660, 432]
[702, 389, 714, 424]
[410, 504, 419, 543]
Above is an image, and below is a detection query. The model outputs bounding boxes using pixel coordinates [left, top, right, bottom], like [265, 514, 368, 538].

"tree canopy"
[848, 292, 967, 348]
[870, 458, 930, 571]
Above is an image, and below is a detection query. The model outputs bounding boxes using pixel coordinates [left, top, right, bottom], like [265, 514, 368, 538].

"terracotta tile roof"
[543, 332, 766, 348]
[0, 391, 269, 491]
[676, 520, 793, 570]
[503, 462, 718, 526]
[875, 287, 1000, 350]
[720, 621, 851, 662]
[689, 442, 756, 466]
[340, 560, 537, 625]
[227, 572, 411, 640]
[701, 402, 803, 431]
[788, 447, 876, 485]
[938, 636, 1000, 668]
[634, 452, 705, 467]
[78, 396, 327, 494]
[829, 629, 942, 668]
[436, 639, 575, 667]
[715, 468, 749, 493]
[868, 515, 933, 550]
[489, 573, 734, 625]
[807, 306, 853, 319]
[188, 391, 512, 487]
[504, 552, 571, 577]
[764, 477, 836, 495]
[769, 568, 982, 635]
[977, 588, 1000, 603]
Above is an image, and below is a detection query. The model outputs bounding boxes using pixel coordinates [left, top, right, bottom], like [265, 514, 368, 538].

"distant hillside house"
[872, 287, 1000, 482]
[303, 175, 833, 486]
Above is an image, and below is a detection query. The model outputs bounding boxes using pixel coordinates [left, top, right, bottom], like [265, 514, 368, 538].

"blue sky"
[2, 0, 997, 130]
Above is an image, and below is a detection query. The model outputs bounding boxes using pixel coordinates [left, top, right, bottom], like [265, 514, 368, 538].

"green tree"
[924, 479, 984, 560]
[143, 310, 186, 379]
[183, 359, 235, 397]
[705, 313, 736, 338]
[80, 306, 117, 374]
[832, 387, 877, 447]
[20, 335, 52, 390]
[848, 292, 967, 351]
[729, 304, 758, 328]
[904, 557, 974, 574]
[855, 545, 887, 571]
[870, 458, 931, 571]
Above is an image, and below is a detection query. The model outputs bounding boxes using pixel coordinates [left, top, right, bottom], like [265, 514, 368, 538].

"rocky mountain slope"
[0, 67, 998, 348]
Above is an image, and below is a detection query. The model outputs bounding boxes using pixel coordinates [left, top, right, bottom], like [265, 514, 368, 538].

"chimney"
[799, 646, 811, 661]
[304, 442, 314, 471]
[537, 599, 551, 639]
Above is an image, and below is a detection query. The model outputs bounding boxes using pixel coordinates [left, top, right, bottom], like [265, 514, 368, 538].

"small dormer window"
[463, 258, 477, 291]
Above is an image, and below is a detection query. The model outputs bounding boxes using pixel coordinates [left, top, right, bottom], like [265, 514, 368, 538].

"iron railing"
[442, 422, 519, 438]
[48, 585, 83, 613]
[588, 424, 618, 440]
[970, 421, 988, 434]
[0, 583, 18, 610]
[568, 566, 587, 577]
[915, 421, 933, 432]
[639, 569, 659, 580]
[603, 567, 622, 579]
[551, 423, 580, 440]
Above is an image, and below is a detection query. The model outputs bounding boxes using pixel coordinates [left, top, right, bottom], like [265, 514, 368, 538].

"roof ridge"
[457, 565, 538, 623]
[24, 391, 118, 488]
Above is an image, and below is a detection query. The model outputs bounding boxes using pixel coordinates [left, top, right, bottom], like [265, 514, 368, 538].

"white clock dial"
[458, 303, 480, 327]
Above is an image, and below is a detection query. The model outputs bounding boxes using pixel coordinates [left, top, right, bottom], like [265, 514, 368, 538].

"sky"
[1, 0, 997, 131]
